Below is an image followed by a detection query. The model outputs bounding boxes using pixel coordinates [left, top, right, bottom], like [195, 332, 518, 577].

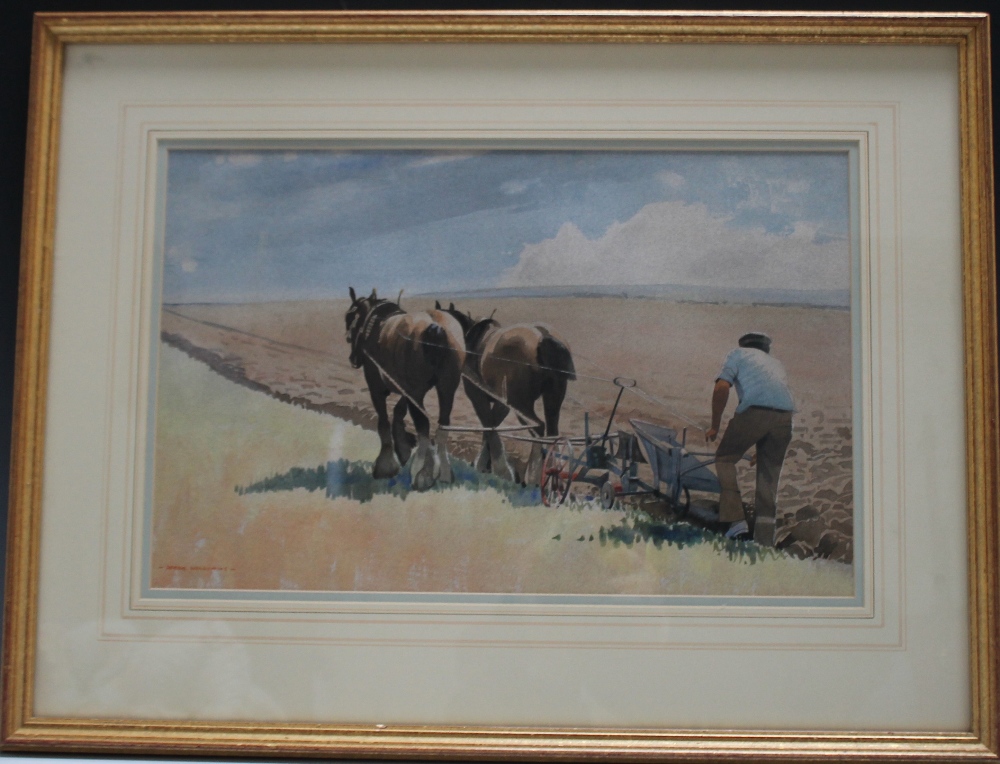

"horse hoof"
[438, 460, 454, 484]
[524, 465, 541, 486]
[373, 452, 401, 479]
[412, 471, 436, 491]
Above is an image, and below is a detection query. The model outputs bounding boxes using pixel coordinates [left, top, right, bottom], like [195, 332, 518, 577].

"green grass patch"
[598, 509, 782, 563]
[237, 457, 542, 506]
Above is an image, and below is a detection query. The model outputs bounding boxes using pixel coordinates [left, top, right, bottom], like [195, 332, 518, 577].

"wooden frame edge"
[959, 12, 1000, 759]
[26, 9, 994, 45]
[2, 10, 996, 761]
[3, 721, 998, 761]
[2, 13, 62, 745]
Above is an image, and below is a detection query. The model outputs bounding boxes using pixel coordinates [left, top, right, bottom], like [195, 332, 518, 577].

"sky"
[160, 148, 851, 304]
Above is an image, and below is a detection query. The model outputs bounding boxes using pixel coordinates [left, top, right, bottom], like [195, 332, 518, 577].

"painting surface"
[150, 148, 856, 599]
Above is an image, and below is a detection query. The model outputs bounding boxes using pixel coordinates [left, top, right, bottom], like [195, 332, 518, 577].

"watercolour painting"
[150, 146, 857, 600]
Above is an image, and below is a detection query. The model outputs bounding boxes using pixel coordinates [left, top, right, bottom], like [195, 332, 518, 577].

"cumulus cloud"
[499, 200, 848, 292]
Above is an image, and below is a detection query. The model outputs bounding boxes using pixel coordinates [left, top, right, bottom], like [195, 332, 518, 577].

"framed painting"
[2, 10, 997, 761]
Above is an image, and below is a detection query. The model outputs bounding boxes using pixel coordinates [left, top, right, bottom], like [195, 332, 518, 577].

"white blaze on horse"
[440, 302, 576, 484]
[345, 288, 466, 491]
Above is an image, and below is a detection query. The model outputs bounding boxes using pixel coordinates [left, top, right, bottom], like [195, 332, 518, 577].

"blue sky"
[161, 148, 851, 303]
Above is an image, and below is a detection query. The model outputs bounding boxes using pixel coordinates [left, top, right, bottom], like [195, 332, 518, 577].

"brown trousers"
[715, 407, 793, 546]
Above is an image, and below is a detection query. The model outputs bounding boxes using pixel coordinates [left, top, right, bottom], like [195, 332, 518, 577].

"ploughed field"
[160, 297, 854, 563]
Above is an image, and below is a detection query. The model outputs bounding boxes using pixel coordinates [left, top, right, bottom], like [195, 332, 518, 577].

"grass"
[152, 343, 854, 596]
[235, 459, 787, 565]
[237, 457, 542, 507]
[237, 459, 782, 565]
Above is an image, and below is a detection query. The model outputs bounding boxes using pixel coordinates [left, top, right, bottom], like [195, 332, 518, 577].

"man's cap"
[738, 332, 772, 351]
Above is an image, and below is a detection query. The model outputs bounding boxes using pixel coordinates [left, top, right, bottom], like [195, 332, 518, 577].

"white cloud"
[658, 170, 686, 189]
[734, 176, 813, 217]
[407, 153, 479, 169]
[181, 258, 199, 273]
[499, 200, 848, 292]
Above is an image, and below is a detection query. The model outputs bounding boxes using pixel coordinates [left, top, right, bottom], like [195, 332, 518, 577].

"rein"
[465, 319, 499, 366]
[360, 346, 433, 421]
[349, 300, 404, 366]
[349, 299, 434, 419]
[456, 318, 544, 429]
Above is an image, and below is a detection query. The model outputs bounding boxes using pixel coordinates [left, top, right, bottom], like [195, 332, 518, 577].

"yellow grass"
[151, 343, 853, 597]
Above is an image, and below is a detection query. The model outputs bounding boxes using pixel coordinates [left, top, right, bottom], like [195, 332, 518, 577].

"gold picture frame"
[3, 10, 997, 760]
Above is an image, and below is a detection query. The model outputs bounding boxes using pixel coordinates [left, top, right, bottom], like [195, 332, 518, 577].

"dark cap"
[738, 332, 772, 352]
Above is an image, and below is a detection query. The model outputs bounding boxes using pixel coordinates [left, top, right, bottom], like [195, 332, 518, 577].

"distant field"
[150, 343, 854, 596]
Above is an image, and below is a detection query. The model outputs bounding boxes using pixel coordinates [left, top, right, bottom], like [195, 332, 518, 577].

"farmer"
[705, 332, 794, 546]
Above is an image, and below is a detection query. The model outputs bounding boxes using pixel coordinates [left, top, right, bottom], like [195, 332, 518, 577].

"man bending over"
[706, 332, 794, 546]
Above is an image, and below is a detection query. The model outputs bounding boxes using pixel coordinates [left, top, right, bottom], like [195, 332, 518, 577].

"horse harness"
[348, 300, 404, 369]
[349, 301, 542, 429]
[459, 319, 545, 429]
[348, 300, 438, 420]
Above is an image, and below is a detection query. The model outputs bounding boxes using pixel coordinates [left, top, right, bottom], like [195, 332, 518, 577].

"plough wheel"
[600, 479, 617, 510]
[541, 436, 574, 507]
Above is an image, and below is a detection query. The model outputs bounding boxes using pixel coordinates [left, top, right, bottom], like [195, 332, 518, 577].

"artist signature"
[158, 565, 233, 572]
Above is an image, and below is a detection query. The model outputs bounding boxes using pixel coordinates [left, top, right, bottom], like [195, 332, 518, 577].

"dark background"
[0, 0, 995, 667]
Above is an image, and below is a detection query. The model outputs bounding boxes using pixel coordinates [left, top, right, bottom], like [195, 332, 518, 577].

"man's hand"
[706, 427, 719, 442]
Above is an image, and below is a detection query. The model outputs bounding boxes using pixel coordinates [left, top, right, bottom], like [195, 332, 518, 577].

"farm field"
[151, 296, 855, 595]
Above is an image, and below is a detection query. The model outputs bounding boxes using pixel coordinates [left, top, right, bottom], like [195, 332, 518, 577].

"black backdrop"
[0, 0, 995, 634]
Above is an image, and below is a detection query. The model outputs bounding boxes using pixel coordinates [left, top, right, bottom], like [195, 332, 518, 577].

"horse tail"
[537, 331, 576, 381]
[422, 322, 456, 370]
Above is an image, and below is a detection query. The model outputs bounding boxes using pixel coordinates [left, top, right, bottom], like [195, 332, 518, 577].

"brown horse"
[440, 302, 576, 484]
[346, 288, 466, 490]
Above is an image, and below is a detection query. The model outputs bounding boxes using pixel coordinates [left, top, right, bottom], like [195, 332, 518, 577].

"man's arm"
[706, 379, 731, 442]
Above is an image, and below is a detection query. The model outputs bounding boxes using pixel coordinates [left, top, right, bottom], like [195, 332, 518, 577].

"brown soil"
[159, 297, 854, 562]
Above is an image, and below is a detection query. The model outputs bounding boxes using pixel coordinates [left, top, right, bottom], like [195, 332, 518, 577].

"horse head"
[439, 301, 475, 335]
[438, 302, 502, 356]
[345, 287, 387, 369]
[466, 316, 500, 355]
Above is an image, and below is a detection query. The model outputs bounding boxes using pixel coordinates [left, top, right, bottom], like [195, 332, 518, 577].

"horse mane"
[441, 303, 473, 333]
[466, 317, 500, 354]
[360, 296, 402, 320]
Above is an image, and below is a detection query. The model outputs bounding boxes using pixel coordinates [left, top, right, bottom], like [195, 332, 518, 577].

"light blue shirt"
[718, 347, 794, 414]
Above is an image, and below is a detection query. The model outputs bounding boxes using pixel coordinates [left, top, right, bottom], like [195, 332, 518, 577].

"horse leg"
[391, 397, 415, 465]
[488, 435, 514, 482]
[483, 402, 515, 482]
[365, 368, 400, 479]
[524, 440, 545, 487]
[464, 385, 494, 473]
[407, 397, 438, 491]
[434, 379, 463, 485]
[541, 375, 568, 438]
[511, 394, 544, 486]
[476, 433, 491, 473]
[467, 383, 515, 479]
